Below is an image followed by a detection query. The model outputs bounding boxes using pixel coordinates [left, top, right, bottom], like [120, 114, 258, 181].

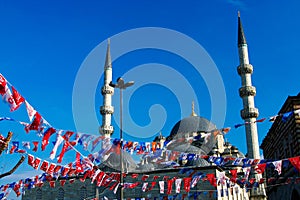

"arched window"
[80, 186, 87, 200]
[291, 189, 300, 200]
[58, 187, 64, 200]
[36, 188, 42, 200]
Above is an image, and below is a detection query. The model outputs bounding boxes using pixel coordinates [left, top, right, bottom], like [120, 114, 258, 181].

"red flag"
[221, 127, 231, 134]
[41, 127, 56, 151]
[9, 145, 17, 154]
[0, 74, 7, 95]
[60, 180, 66, 186]
[96, 171, 106, 186]
[40, 161, 49, 172]
[47, 163, 56, 175]
[57, 142, 70, 163]
[249, 178, 256, 185]
[33, 157, 41, 170]
[230, 169, 237, 183]
[53, 165, 62, 173]
[28, 154, 34, 167]
[183, 177, 192, 193]
[131, 174, 139, 179]
[32, 141, 39, 152]
[109, 181, 119, 191]
[68, 168, 76, 176]
[289, 156, 300, 172]
[61, 167, 70, 177]
[151, 142, 156, 152]
[57, 131, 74, 163]
[2, 85, 17, 111]
[148, 182, 156, 191]
[255, 118, 266, 123]
[25, 112, 42, 133]
[48, 181, 55, 188]
[255, 163, 267, 174]
[13, 184, 21, 197]
[76, 152, 84, 173]
[141, 175, 149, 181]
[69, 179, 75, 184]
[206, 174, 217, 187]
[167, 178, 175, 195]
[25, 101, 36, 121]
[11, 86, 25, 111]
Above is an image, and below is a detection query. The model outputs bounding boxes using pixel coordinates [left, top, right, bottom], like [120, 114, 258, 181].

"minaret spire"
[237, 13, 267, 199]
[237, 12, 259, 159]
[100, 39, 114, 138]
[238, 11, 247, 46]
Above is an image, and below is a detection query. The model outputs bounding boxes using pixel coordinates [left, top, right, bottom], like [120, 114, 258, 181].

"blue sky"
[0, 0, 299, 198]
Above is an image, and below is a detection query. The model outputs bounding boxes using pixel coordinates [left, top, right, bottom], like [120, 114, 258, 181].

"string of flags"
[1, 72, 300, 199]
[0, 72, 299, 161]
[1, 149, 300, 198]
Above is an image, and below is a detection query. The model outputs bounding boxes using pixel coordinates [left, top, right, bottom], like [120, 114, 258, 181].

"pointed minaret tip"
[238, 11, 247, 46]
[191, 101, 197, 117]
[104, 38, 112, 68]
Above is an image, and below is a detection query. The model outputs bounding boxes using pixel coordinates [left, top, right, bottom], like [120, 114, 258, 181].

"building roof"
[168, 116, 217, 140]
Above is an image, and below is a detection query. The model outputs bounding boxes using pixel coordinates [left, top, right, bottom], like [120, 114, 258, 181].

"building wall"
[260, 93, 300, 200]
[22, 179, 97, 200]
[21, 166, 248, 200]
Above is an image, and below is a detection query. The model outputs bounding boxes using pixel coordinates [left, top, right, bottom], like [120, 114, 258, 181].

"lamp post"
[110, 77, 134, 200]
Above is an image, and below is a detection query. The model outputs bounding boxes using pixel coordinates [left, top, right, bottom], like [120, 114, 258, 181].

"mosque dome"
[168, 116, 217, 140]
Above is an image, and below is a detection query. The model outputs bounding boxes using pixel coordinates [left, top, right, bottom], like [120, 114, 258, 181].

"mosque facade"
[22, 14, 267, 200]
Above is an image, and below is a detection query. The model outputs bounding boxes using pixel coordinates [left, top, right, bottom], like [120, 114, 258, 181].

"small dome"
[190, 158, 210, 167]
[169, 116, 217, 139]
[101, 151, 137, 172]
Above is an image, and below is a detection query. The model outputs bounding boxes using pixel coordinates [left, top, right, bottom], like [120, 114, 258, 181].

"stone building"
[260, 93, 300, 200]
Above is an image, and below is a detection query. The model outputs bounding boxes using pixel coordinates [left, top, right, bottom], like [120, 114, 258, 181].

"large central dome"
[168, 116, 217, 139]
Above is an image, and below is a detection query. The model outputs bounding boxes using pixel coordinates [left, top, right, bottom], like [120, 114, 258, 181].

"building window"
[36, 188, 42, 200]
[58, 187, 64, 200]
[80, 186, 87, 200]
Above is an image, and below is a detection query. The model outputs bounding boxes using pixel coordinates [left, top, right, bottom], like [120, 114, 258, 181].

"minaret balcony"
[99, 125, 114, 135]
[100, 105, 114, 115]
[237, 64, 253, 75]
[101, 85, 114, 95]
[241, 107, 259, 119]
[239, 86, 256, 97]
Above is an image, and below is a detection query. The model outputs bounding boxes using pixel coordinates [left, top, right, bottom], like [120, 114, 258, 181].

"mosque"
[22, 14, 267, 200]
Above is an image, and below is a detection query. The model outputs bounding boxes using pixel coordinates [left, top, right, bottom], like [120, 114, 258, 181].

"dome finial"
[191, 101, 197, 116]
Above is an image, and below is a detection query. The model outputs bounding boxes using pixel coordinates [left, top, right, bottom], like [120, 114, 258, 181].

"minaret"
[237, 13, 267, 200]
[237, 12, 260, 159]
[100, 39, 114, 140]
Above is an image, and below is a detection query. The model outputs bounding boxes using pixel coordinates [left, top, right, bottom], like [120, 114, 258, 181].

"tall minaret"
[237, 12, 260, 159]
[100, 39, 114, 139]
[237, 12, 267, 200]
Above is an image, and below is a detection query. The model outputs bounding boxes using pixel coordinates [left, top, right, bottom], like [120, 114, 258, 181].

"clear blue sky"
[0, 0, 299, 198]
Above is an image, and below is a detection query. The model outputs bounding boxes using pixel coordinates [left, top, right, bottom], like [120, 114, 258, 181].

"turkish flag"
[41, 127, 56, 151]
[11, 86, 25, 111]
[76, 152, 84, 173]
[0, 74, 7, 95]
[289, 156, 300, 172]
[40, 161, 49, 172]
[255, 163, 267, 174]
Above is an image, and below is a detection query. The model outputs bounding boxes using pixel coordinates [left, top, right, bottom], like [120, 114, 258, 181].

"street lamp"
[110, 77, 134, 200]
